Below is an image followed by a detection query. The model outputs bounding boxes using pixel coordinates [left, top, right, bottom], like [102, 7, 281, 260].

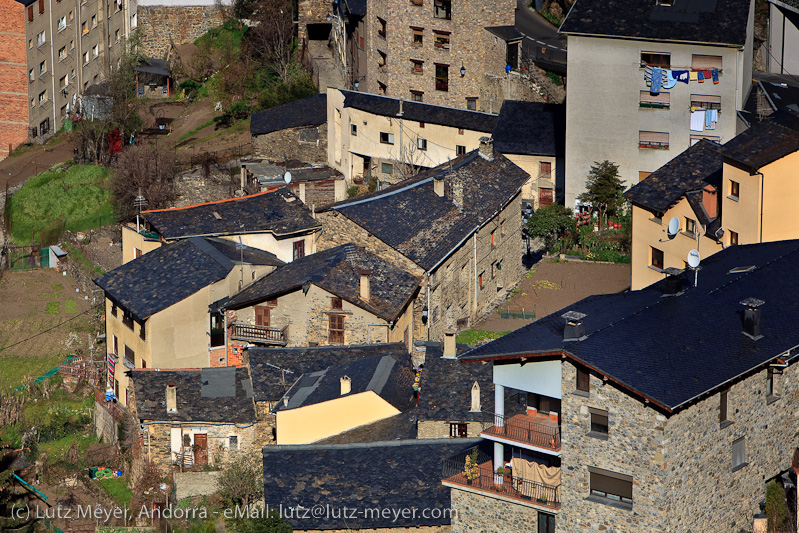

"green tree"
[218, 451, 264, 506]
[578, 160, 625, 225]
[765, 480, 791, 532]
[526, 204, 576, 252]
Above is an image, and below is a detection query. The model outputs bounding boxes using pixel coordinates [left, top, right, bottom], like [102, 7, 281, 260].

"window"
[685, 218, 696, 236]
[36, 31, 46, 47]
[434, 0, 451, 19]
[433, 30, 450, 49]
[690, 134, 720, 146]
[92, 44, 98, 58]
[417, 138, 427, 151]
[112, 334, 118, 355]
[729, 180, 739, 199]
[500, 220, 505, 236]
[640, 52, 670, 68]
[466, 97, 477, 111]
[59, 75, 67, 89]
[39, 61, 46, 75]
[134, 248, 142, 258]
[377, 50, 387, 70]
[540, 161, 552, 177]
[139, 321, 146, 341]
[381, 162, 393, 174]
[766, 368, 778, 402]
[38, 0, 43, 13]
[329, 315, 345, 344]
[411, 26, 423, 46]
[124, 344, 135, 366]
[83, 51, 89, 64]
[115, 29, 120, 42]
[29, 69, 34, 82]
[377, 81, 387, 95]
[350, 123, 357, 136]
[692, 54, 722, 70]
[111, 302, 118, 317]
[576, 367, 590, 393]
[639, 90, 670, 108]
[267, 298, 278, 307]
[650, 247, 664, 270]
[690, 94, 721, 110]
[538, 513, 555, 533]
[639, 131, 669, 149]
[456, 145, 466, 156]
[29, 39, 33, 49]
[68, 10, 73, 21]
[331, 297, 343, 309]
[28, 5, 34, 21]
[60, 104, 66, 118]
[490, 230, 495, 249]
[479, 272, 484, 289]
[458, 128, 464, 135]
[81, 21, 86, 33]
[719, 388, 730, 426]
[449, 423, 467, 438]
[411, 59, 423, 74]
[39, 118, 49, 136]
[227, 435, 238, 450]
[57, 15, 67, 31]
[70, 39, 74, 50]
[589, 468, 633, 505]
[731, 437, 747, 471]
[410, 90, 423, 102]
[91, 14, 97, 27]
[58, 46, 66, 61]
[254, 306, 270, 327]
[292, 240, 305, 260]
[380, 132, 394, 144]
[38, 90, 47, 103]
[589, 408, 609, 436]
[419, 121, 425, 128]
[729, 230, 738, 246]
[377, 17, 387, 38]
[122, 310, 134, 330]
[131, 13, 137, 27]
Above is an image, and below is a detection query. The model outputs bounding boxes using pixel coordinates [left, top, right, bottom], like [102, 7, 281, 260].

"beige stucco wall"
[275, 390, 401, 444]
[220, 231, 318, 264]
[503, 153, 555, 206]
[756, 153, 799, 243]
[121, 224, 163, 264]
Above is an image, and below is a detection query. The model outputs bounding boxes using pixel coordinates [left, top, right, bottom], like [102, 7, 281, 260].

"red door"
[539, 188, 554, 206]
[193, 434, 208, 465]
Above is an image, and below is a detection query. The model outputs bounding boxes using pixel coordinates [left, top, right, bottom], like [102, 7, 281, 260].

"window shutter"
[39, 0, 44, 14]
[28, 6, 34, 21]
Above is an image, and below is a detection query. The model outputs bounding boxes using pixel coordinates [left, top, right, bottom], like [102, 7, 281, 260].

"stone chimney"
[450, 177, 464, 212]
[443, 330, 457, 358]
[702, 184, 718, 219]
[470, 381, 481, 412]
[358, 269, 371, 301]
[434, 176, 445, 197]
[663, 267, 684, 296]
[166, 381, 177, 413]
[478, 136, 494, 160]
[562, 311, 587, 342]
[741, 298, 764, 340]
[340, 375, 352, 395]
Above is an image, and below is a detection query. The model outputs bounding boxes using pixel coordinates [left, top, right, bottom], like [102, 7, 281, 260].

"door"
[539, 188, 554, 206]
[255, 306, 270, 327]
[528, 393, 561, 416]
[507, 42, 519, 69]
[193, 434, 208, 465]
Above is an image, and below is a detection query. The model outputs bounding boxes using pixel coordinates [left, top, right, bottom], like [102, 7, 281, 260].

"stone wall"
[94, 401, 121, 444]
[252, 124, 329, 165]
[138, 4, 226, 59]
[254, 401, 276, 446]
[417, 420, 482, 439]
[450, 487, 542, 533]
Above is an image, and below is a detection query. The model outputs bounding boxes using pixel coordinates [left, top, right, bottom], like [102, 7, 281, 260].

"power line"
[0, 303, 102, 353]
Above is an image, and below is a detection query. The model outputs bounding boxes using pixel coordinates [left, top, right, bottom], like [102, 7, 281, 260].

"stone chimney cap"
[562, 310, 586, 322]
[664, 267, 684, 276]
[740, 298, 765, 308]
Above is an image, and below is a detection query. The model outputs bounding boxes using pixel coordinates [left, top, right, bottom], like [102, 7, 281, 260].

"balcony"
[442, 447, 561, 509]
[231, 323, 288, 346]
[480, 412, 561, 454]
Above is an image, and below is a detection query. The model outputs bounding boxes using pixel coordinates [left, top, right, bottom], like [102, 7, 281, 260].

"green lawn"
[5, 164, 115, 244]
[96, 477, 133, 507]
[456, 329, 510, 345]
[0, 354, 67, 389]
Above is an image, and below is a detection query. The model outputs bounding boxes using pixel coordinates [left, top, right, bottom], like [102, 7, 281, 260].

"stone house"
[250, 93, 328, 164]
[327, 87, 498, 185]
[272, 352, 416, 444]
[221, 244, 420, 350]
[121, 187, 322, 265]
[130, 367, 259, 473]
[561, 0, 755, 209]
[136, 0, 227, 59]
[447, 239, 799, 532]
[240, 159, 347, 208]
[94, 237, 281, 408]
[626, 110, 799, 290]
[317, 142, 530, 342]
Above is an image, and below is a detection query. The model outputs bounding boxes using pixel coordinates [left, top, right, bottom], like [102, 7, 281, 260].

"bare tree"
[110, 144, 178, 221]
[217, 450, 264, 506]
[246, 0, 295, 83]
[388, 130, 434, 182]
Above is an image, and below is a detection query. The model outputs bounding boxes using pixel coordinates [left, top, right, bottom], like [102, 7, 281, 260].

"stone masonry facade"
[0, 0, 28, 159]
[417, 420, 483, 439]
[138, 4, 225, 59]
[252, 124, 329, 165]
[366, 0, 513, 110]
[450, 487, 542, 533]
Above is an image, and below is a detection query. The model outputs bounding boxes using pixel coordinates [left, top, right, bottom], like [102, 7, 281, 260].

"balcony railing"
[231, 323, 288, 346]
[480, 412, 561, 451]
[442, 447, 561, 508]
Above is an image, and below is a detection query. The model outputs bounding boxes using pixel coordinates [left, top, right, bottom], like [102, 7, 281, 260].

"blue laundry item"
[712, 69, 719, 84]
[705, 109, 712, 128]
[651, 68, 662, 94]
[698, 71, 705, 82]
[674, 70, 690, 83]
[662, 70, 677, 89]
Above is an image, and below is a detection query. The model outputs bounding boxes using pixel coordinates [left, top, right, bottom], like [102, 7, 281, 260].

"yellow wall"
[275, 390, 401, 444]
[760, 154, 799, 242]
[720, 162, 762, 247]
[121, 225, 163, 264]
[503, 153, 555, 207]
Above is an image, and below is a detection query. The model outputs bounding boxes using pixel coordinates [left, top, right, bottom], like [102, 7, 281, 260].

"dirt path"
[0, 139, 75, 191]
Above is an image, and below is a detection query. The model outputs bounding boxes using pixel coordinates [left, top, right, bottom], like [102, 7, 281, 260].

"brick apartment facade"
[0, 0, 29, 159]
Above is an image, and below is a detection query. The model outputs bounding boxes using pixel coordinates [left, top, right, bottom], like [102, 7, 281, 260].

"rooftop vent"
[443, 330, 456, 359]
[741, 298, 765, 340]
[358, 269, 371, 302]
[470, 381, 481, 412]
[166, 381, 177, 413]
[478, 136, 494, 160]
[212, 211, 222, 220]
[729, 265, 755, 274]
[434, 176, 445, 197]
[562, 310, 587, 342]
[340, 375, 351, 395]
[663, 267, 684, 295]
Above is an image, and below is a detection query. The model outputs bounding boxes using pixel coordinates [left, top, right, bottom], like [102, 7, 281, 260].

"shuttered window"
[329, 315, 344, 344]
[731, 437, 746, 471]
[589, 467, 633, 504]
[589, 407, 609, 435]
[576, 367, 590, 393]
[639, 131, 669, 149]
[640, 90, 670, 108]
[692, 54, 722, 70]
[255, 306, 270, 327]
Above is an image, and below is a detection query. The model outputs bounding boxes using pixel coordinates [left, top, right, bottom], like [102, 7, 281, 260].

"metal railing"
[231, 323, 288, 345]
[480, 411, 561, 450]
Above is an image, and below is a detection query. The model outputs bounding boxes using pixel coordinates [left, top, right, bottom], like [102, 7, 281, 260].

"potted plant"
[463, 449, 480, 485]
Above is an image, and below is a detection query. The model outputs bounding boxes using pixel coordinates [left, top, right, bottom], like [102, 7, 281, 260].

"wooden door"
[255, 306, 270, 327]
[539, 188, 554, 206]
[193, 434, 208, 465]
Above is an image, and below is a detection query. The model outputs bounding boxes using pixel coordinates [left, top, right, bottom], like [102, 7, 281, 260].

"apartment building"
[626, 109, 799, 290]
[13, 0, 136, 145]
[447, 239, 799, 532]
[767, 0, 799, 76]
[561, 0, 754, 209]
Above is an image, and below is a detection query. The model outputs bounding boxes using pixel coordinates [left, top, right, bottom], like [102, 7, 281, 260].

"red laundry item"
[703, 70, 712, 78]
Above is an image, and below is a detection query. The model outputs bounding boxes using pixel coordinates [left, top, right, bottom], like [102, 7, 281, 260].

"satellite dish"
[667, 217, 680, 238]
[687, 249, 701, 269]
[283, 171, 292, 184]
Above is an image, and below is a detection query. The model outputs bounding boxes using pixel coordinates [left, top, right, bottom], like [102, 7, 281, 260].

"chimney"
[340, 375, 352, 395]
[434, 176, 445, 197]
[450, 177, 464, 211]
[663, 267, 684, 296]
[562, 311, 587, 342]
[358, 269, 371, 301]
[443, 330, 457, 359]
[702, 184, 718, 219]
[741, 298, 765, 340]
[478, 136, 494, 160]
[166, 381, 177, 413]
[470, 381, 481, 412]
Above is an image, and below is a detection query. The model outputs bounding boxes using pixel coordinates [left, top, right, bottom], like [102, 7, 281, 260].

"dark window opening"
[435, 64, 449, 91]
[449, 423, 467, 438]
[590, 469, 633, 505]
[434, 0, 451, 19]
[210, 311, 225, 347]
[577, 367, 590, 393]
[590, 409, 609, 435]
[293, 240, 305, 260]
[332, 297, 343, 309]
[640, 52, 670, 68]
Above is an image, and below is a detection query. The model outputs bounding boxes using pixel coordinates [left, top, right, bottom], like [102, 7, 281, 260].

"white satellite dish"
[667, 216, 680, 238]
[283, 171, 292, 184]
[687, 249, 701, 269]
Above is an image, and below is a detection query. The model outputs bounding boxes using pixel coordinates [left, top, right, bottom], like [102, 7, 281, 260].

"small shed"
[48, 245, 68, 269]
[135, 58, 173, 99]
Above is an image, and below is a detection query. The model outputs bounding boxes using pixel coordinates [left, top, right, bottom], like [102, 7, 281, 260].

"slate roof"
[223, 244, 420, 322]
[771, 0, 799, 12]
[94, 237, 276, 321]
[722, 110, 799, 171]
[274, 353, 416, 413]
[340, 90, 498, 133]
[143, 188, 321, 240]
[322, 150, 529, 270]
[559, 0, 751, 46]
[492, 101, 565, 156]
[485, 25, 524, 41]
[461, 239, 799, 412]
[262, 438, 484, 530]
[250, 93, 327, 136]
[131, 367, 256, 423]
[315, 410, 419, 444]
[248, 343, 408, 402]
[135, 57, 171, 78]
[342, 0, 366, 16]
[744, 73, 799, 120]
[624, 139, 724, 215]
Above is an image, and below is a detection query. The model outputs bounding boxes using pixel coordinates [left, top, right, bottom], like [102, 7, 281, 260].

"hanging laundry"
[712, 69, 719, 84]
[703, 70, 713, 80]
[674, 70, 690, 84]
[663, 70, 677, 89]
[690, 111, 705, 132]
[698, 71, 705, 82]
[650, 67, 662, 94]
[690, 71, 699, 82]
[705, 109, 713, 128]
[711, 109, 719, 123]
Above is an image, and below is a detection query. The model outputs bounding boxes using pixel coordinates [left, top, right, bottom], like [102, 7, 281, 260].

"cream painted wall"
[121, 225, 163, 264]
[720, 162, 762, 247]
[220, 232, 317, 264]
[503, 153, 555, 206]
[275, 390, 401, 444]
[759, 154, 799, 242]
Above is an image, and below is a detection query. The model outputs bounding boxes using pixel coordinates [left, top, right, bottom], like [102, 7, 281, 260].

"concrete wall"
[275, 390, 401, 444]
[0, 0, 29, 159]
[565, 35, 747, 209]
[768, 2, 799, 75]
[174, 471, 220, 501]
[252, 124, 329, 165]
[503, 153, 555, 207]
[137, 3, 225, 59]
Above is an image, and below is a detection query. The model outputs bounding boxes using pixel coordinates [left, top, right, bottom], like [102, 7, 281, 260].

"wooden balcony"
[231, 323, 288, 346]
[481, 412, 561, 453]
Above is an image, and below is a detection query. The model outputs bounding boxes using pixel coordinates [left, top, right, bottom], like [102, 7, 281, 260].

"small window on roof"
[728, 265, 755, 274]
[212, 211, 222, 220]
